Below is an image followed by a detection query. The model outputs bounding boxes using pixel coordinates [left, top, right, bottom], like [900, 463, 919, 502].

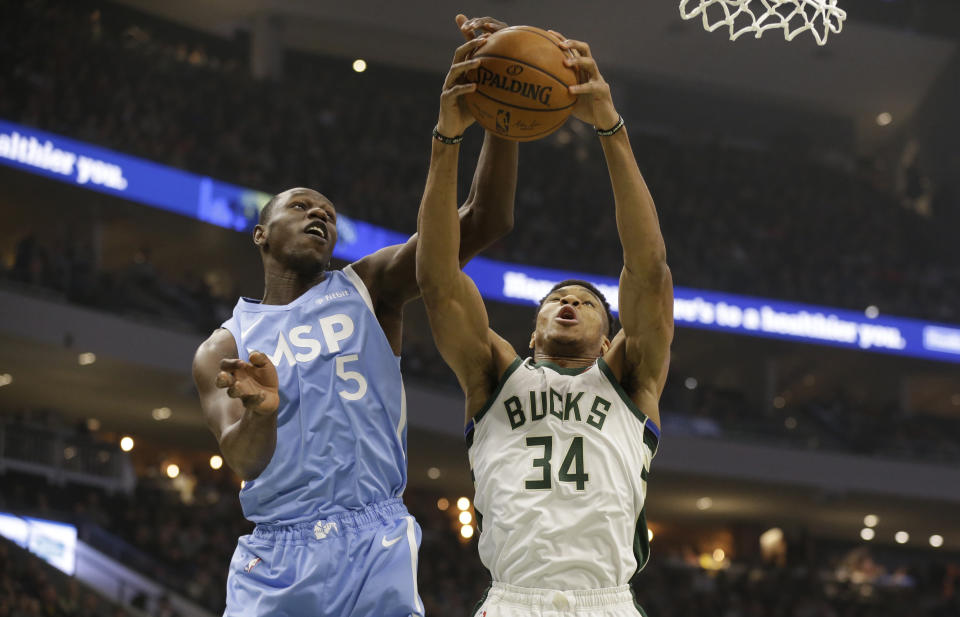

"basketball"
[465, 26, 579, 142]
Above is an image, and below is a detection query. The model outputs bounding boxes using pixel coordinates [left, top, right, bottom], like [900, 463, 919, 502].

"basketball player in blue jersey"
[416, 34, 673, 617]
[191, 16, 514, 617]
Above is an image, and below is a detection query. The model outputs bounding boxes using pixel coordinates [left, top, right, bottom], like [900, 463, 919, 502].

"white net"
[679, 0, 847, 45]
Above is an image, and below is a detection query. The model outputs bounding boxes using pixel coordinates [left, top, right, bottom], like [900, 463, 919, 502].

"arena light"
[648, 529, 654, 541]
[712, 548, 725, 562]
[119, 436, 134, 452]
[86, 418, 101, 432]
[863, 514, 878, 528]
[876, 112, 893, 127]
[865, 305, 879, 318]
[760, 527, 783, 549]
[696, 497, 713, 511]
[929, 534, 944, 548]
[895, 531, 909, 544]
[437, 498, 449, 511]
[684, 377, 698, 390]
[457, 497, 471, 511]
[352, 59, 367, 73]
[166, 464, 180, 479]
[240, 480, 246, 489]
[784, 416, 798, 430]
[427, 467, 440, 480]
[860, 527, 875, 541]
[152, 407, 172, 421]
[77, 352, 96, 366]
[459, 511, 472, 525]
[460, 524, 474, 539]
[0, 374, 12, 387]
[210, 455, 223, 470]
[773, 396, 785, 409]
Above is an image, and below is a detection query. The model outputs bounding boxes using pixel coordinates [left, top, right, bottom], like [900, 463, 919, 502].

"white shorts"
[473, 582, 646, 617]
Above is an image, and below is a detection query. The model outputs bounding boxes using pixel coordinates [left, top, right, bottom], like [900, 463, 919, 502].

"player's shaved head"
[258, 188, 332, 226]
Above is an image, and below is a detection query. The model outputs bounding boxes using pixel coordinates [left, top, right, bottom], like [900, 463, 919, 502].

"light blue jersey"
[221, 265, 408, 526]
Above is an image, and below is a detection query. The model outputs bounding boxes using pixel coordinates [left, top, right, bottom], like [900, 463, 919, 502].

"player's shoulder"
[193, 328, 238, 374]
[348, 245, 401, 290]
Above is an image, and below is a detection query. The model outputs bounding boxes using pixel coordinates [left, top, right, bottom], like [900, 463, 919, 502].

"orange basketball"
[465, 26, 578, 142]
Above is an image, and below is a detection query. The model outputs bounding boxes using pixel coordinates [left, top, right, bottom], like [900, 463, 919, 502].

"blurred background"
[1, 0, 959, 615]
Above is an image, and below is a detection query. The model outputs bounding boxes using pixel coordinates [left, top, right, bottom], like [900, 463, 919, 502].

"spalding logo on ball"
[466, 26, 579, 142]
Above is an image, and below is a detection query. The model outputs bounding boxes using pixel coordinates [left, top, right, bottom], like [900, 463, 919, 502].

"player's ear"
[253, 224, 266, 248]
[600, 335, 611, 354]
[528, 331, 536, 350]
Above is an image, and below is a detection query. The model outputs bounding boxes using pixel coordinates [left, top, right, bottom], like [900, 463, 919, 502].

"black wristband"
[595, 116, 625, 137]
[432, 126, 464, 145]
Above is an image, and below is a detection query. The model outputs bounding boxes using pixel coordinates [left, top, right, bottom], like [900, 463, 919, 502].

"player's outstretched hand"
[548, 33, 620, 131]
[215, 351, 279, 416]
[436, 36, 488, 138]
[456, 14, 508, 40]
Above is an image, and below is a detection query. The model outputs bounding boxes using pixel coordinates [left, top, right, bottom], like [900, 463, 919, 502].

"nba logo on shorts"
[245, 557, 261, 573]
[496, 110, 511, 134]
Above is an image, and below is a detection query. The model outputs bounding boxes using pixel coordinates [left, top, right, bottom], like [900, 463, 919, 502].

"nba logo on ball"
[466, 26, 579, 142]
[496, 110, 511, 134]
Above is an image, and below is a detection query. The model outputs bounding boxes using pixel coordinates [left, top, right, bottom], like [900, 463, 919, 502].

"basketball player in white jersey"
[416, 33, 673, 616]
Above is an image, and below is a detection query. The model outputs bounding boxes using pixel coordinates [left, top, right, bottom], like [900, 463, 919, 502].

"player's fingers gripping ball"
[465, 26, 579, 142]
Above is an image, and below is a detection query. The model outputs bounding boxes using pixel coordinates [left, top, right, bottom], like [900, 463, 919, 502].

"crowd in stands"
[2, 466, 959, 617]
[658, 374, 960, 464]
[4, 233, 233, 333]
[0, 538, 132, 617]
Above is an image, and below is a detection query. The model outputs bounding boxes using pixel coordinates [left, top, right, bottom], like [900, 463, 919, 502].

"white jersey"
[466, 357, 660, 591]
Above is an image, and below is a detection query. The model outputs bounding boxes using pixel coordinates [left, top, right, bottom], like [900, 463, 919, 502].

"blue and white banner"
[0, 512, 77, 575]
[0, 119, 270, 231]
[466, 259, 960, 363]
[3, 118, 959, 363]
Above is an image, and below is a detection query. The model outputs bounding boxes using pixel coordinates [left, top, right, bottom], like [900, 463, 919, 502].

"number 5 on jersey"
[524, 435, 589, 491]
[336, 354, 367, 400]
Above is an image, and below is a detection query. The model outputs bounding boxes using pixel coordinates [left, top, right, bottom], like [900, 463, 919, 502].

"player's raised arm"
[193, 330, 280, 480]
[416, 39, 516, 421]
[455, 15, 519, 261]
[352, 17, 518, 319]
[559, 36, 673, 423]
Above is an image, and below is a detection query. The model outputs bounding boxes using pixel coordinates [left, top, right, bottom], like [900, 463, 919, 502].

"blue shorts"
[224, 498, 423, 617]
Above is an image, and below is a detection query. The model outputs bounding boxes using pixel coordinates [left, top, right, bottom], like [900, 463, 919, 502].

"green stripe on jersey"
[597, 357, 659, 455]
[632, 506, 652, 581]
[471, 585, 491, 616]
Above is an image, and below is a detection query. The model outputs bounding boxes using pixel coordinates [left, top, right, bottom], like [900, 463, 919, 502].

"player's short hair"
[538, 279, 616, 339]
[258, 193, 280, 226]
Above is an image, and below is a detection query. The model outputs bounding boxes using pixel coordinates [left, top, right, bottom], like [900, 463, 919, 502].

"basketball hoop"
[679, 0, 847, 46]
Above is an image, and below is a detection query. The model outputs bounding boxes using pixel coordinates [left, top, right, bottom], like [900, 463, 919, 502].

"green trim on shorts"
[629, 586, 649, 617]
[471, 584, 492, 616]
